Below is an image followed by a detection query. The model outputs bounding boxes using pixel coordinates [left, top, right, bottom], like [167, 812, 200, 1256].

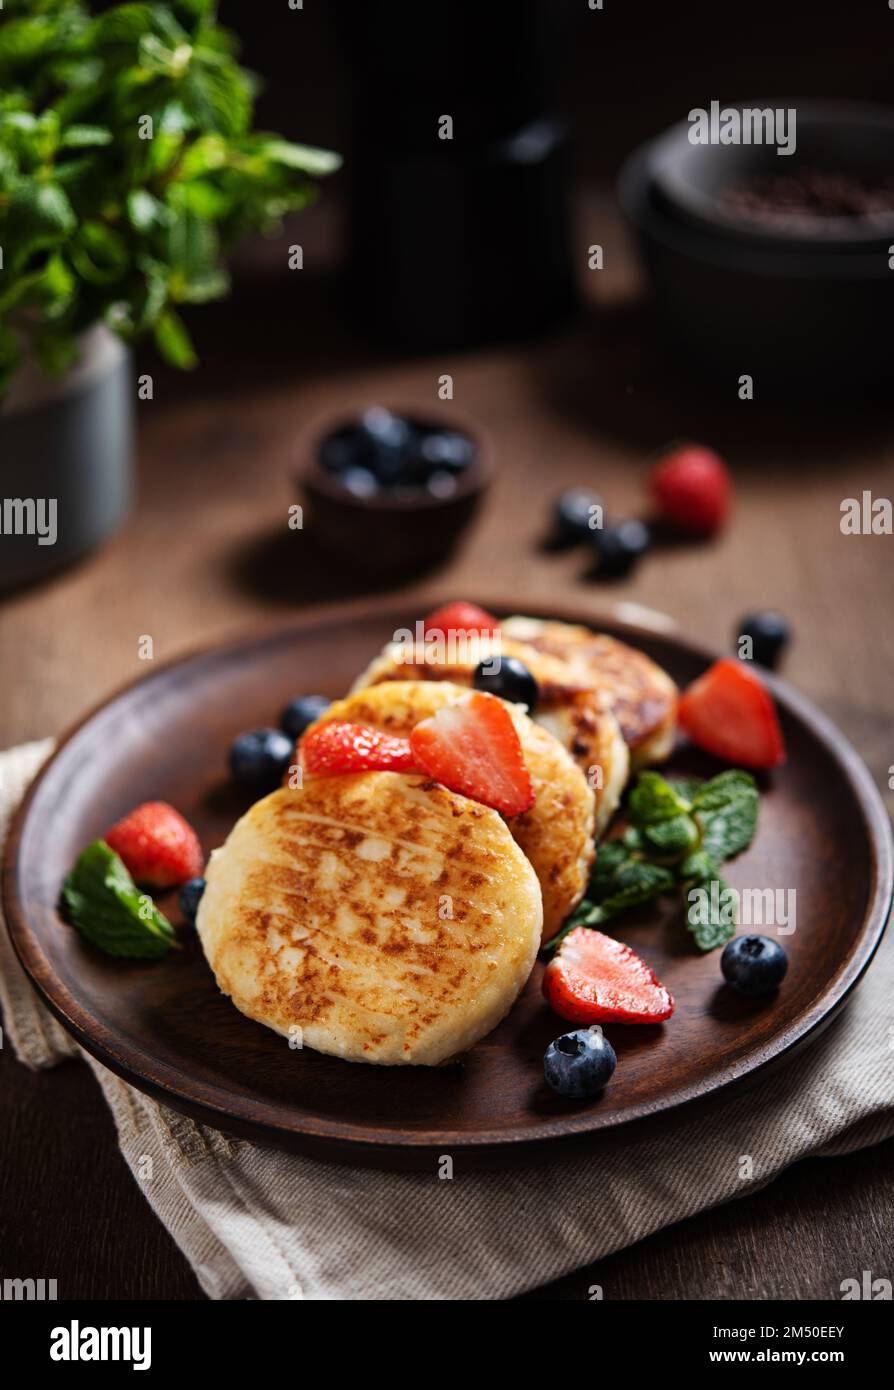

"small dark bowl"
[299, 407, 492, 578]
[618, 101, 894, 392]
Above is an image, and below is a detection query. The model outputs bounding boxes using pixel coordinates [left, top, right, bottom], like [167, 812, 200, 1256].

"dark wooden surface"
[1, 194, 893, 1297]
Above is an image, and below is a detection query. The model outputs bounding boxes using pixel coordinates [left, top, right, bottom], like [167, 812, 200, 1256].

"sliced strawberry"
[301, 722, 418, 775]
[678, 657, 785, 769]
[422, 600, 498, 638]
[410, 691, 534, 817]
[544, 927, 675, 1025]
[650, 443, 731, 536]
[104, 801, 203, 889]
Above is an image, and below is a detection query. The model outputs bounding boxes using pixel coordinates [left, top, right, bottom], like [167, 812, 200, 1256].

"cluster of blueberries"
[229, 695, 332, 791]
[553, 486, 652, 579]
[320, 407, 476, 501]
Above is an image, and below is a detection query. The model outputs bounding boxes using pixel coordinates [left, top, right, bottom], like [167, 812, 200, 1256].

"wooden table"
[2, 199, 893, 1299]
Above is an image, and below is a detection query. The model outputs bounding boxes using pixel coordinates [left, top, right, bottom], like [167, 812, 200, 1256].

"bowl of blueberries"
[301, 406, 491, 575]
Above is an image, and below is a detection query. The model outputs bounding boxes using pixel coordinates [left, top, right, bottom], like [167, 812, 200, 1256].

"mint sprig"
[542, 769, 760, 954]
[60, 839, 178, 959]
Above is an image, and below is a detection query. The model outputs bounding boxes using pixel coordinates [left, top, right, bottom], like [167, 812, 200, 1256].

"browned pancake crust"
[502, 619, 678, 752]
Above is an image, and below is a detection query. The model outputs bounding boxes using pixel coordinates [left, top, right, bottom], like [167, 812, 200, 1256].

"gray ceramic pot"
[0, 325, 134, 589]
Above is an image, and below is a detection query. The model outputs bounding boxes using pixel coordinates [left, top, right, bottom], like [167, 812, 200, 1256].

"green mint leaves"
[0, 1, 341, 392]
[543, 769, 760, 954]
[60, 839, 178, 959]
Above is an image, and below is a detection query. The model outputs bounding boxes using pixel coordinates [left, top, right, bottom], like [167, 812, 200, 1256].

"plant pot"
[0, 325, 134, 589]
[618, 102, 894, 394]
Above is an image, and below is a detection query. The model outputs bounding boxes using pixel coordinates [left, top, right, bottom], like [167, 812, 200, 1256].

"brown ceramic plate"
[4, 597, 891, 1169]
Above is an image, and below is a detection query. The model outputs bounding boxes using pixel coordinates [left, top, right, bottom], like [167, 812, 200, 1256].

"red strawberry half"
[410, 691, 534, 817]
[544, 927, 675, 1025]
[650, 443, 731, 536]
[422, 600, 498, 638]
[678, 657, 785, 770]
[301, 722, 418, 775]
[104, 801, 203, 889]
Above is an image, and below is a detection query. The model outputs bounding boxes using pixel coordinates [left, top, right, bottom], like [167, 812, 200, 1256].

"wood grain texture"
[1, 192, 892, 1294]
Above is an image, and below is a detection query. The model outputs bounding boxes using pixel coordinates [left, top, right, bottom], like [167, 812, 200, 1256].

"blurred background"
[2, 0, 893, 745]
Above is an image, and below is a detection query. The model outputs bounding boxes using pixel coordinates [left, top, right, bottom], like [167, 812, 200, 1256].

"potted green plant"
[0, 0, 339, 586]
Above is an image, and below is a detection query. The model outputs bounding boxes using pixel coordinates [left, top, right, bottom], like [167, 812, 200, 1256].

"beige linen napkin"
[2, 740, 893, 1301]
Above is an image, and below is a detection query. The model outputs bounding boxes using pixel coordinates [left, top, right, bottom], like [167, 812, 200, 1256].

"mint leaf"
[684, 873, 737, 951]
[588, 839, 630, 898]
[599, 861, 676, 914]
[627, 771, 691, 826]
[60, 840, 177, 960]
[260, 138, 342, 176]
[544, 768, 761, 956]
[694, 774, 759, 861]
[700, 799, 758, 861]
[643, 812, 700, 856]
[153, 308, 197, 369]
[691, 770, 757, 812]
[60, 124, 113, 148]
[679, 848, 719, 882]
[664, 777, 701, 807]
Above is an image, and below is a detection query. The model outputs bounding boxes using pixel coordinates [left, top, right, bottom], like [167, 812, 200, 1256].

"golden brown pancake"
[196, 777, 542, 1066]
[501, 616, 678, 769]
[306, 681, 595, 941]
[350, 639, 628, 835]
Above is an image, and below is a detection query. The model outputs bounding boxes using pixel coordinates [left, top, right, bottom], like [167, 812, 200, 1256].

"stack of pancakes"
[197, 616, 677, 1066]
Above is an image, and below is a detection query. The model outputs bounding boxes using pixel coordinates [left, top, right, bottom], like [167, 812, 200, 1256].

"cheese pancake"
[350, 639, 628, 836]
[196, 778, 542, 1066]
[307, 681, 595, 941]
[502, 616, 678, 769]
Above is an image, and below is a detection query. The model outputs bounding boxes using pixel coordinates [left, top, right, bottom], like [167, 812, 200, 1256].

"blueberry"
[721, 934, 789, 998]
[591, 518, 651, 577]
[544, 1027, 617, 1099]
[359, 406, 412, 453]
[737, 611, 790, 669]
[319, 427, 368, 475]
[418, 430, 475, 473]
[280, 695, 331, 741]
[178, 877, 206, 924]
[340, 465, 379, 499]
[473, 655, 539, 710]
[426, 469, 458, 499]
[358, 407, 415, 485]
[554, 488, 604, 543]
[229, 728, 294, 792]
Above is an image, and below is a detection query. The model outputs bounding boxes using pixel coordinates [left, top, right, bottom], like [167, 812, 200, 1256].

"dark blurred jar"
[334, 0, 576, 350]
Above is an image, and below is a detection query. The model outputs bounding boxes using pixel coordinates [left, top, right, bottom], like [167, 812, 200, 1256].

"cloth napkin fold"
[2, 739, 893, 1301]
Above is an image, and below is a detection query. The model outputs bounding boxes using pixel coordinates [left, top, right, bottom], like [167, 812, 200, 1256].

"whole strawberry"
[650, 443, 731, 536]
[104, 801, 203, 889]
